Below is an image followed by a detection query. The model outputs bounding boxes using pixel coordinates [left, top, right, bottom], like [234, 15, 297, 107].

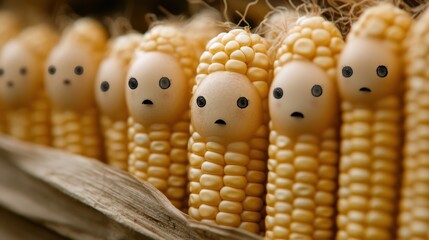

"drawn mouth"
[6, 81, 13, 87]
[214, 119, 226, 125]
[142, 99, 153, 105]
[290, 112, 304, 118]
[359, 87, 371, 92]
[63, 79, 71, 85]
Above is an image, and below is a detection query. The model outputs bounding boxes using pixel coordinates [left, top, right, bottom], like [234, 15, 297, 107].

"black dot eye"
[376, 65, 388, 78]
[128, 77, 138, 89]
[273, 87, 283, 99]
[196, 96, 206, 108]
[159, 77, 171, 89]
[74, 66, 84, 75]
[100, 81, 110, 92]
[342, 66, 353, 78]
[0, 68, 3, 76]
[237, 97, 248, 109]
[20, 67, 27, 75]
[48, 65, 56, 75]
[311, 84, 323, 97]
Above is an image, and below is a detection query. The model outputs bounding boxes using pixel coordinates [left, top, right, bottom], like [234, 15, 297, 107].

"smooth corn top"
[108, 33, 143, 65]
[182, 9, 222, 52]
[137, 25, 198, 89]
[274, 16, 343, 81]
[62, 18, 108, 63]
[195, 28, 272, 98]
[0, 11, 20, 48]
[348, 3, 411, 54]
[17, 25, 59, 61]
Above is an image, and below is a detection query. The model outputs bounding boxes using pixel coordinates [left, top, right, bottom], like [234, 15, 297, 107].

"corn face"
[96, 34, 143, 170]
[45, 18, 107, 160]
[0, 12, 20, 134]
[126, 25, 201, 211]
[266, 16, 343, 240]
[0, 25, 58, 145]
[189, 29, 271, 234]
[399, 7, 429, 240]
[336, 4, 411, 240]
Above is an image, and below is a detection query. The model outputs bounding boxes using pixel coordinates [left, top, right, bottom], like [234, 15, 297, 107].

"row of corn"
[0, 2, 427, 239]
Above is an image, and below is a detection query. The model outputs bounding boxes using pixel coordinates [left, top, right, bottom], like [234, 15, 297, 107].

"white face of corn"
[0, 40, 41, 108]
[45, 43, 97, 111]
[95, 57, 128, 120]
[126, 51, 188, 126]
[191, 71, 263, 142]
[338, 38, 400, 105]
[269, 61, 336, 136]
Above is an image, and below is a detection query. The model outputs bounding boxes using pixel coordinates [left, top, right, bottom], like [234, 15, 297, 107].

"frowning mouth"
[290, 112, 304, 118]
[142, 99, 153, 105]
[359, 87, 371, 92]
[214, 119, 226, 125]
[63, 79, 71, 85]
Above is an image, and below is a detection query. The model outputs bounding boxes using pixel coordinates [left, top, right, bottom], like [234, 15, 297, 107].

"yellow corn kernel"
[266, 16, 343, 240]
[400, 6, 429, 240]
[189, 28, 271, 234]
[0, 24, 58, 145]
[336, 4, 412, 240]
[45, 18, 107, 160]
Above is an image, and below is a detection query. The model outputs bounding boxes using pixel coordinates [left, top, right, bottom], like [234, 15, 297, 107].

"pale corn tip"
[348, 3, 412, 54]
[274, 16, 344, 81]
[195, 28, 272, 99]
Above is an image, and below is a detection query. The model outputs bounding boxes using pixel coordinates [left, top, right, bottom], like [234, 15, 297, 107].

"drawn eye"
[376, 65, 388, 78]
[128, 77, 138, 90]
[237, 97, 248, 109]
[196, 96, 206, 108]
[311, 85, 323, 97]
[20, 67, 27, 75]
[100, 81, 110, 92]
[273, 87, 283, 99]
[159, 77, 171, 89]
[48, 65, 56, 75]
[342, 66, 353, 78]
[74, 66, 84, 75]
[0, 68, 4, 76]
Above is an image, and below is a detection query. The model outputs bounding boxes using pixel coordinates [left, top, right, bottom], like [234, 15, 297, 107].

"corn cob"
[45, 18, 107, 160]
[126, 18, 219, 210]
[188, 28, 272, 234]
[96, 33, 143, 170]
[0, 11, 21, 134]
[265, 16, 343, 240]
[399, 7, 429, 240]
[336, 4, 411, 240]
[0, 25, 58, 145]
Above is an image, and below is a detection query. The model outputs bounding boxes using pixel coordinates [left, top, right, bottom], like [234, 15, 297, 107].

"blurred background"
[0, 0, 425, 37]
